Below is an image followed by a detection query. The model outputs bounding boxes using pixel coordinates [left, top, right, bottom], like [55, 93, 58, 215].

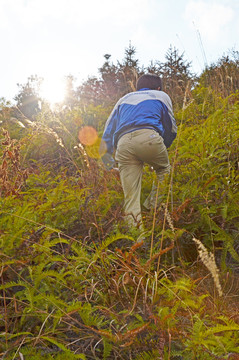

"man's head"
[136, 73, 162, 91]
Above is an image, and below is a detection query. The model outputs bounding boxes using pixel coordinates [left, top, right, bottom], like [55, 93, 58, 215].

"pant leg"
[131, 129, 171, 210]
[115, 133, 143, 228]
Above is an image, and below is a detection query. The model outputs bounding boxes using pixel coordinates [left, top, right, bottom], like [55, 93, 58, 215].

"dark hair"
[136, 73, 162, 91]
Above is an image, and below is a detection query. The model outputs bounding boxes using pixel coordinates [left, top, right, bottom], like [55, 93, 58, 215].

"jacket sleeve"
[161, 97, 177, 148]
[99, 105, 119, 169]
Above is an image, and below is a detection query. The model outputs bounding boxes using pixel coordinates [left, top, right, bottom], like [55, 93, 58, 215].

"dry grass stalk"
[161, 205, 223, 297]
[163, 204, 175, 233]
[192, 237, 223, 297]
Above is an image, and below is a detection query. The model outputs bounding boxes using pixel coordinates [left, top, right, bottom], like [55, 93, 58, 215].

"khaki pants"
[115, 129, 170, 228]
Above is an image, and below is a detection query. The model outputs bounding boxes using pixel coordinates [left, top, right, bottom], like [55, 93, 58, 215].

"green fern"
[102, 338, 113, 360]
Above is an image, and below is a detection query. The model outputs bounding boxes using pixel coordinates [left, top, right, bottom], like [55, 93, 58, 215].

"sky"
[1, 0, 238, 103]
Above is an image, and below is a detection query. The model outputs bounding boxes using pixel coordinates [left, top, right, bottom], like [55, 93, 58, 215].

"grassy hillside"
[0, 87, 239, 359]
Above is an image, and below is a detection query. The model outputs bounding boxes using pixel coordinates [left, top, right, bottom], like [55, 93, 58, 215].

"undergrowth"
[0, 90, 239, 359]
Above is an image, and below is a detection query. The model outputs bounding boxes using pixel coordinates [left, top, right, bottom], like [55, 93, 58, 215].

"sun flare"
[40, 76, 66, 105]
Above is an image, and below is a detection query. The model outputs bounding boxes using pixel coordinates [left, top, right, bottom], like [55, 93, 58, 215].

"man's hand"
[101, 152, 116, 170]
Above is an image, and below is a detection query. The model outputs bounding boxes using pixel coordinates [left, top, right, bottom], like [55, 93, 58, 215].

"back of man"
[100, 74, 177, 229]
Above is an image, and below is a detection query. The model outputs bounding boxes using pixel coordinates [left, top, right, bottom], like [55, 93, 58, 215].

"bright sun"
[39, 76, 66, 105]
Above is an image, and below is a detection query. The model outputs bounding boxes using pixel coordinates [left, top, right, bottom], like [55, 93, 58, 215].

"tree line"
[10, 44, 239, 122]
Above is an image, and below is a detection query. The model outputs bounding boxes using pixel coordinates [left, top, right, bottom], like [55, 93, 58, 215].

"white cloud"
[184, 1, 234, 41]
[0, 0, 150, 29]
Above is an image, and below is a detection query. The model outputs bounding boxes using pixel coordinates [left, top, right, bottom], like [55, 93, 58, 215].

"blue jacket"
[101, 88, 177, 168]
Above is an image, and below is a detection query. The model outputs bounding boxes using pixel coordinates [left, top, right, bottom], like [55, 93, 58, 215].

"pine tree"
[199, 49, 239, 97]
[117, 42, 141, 94]
[14, 75, 42, 120]
[164, 46, 194, 109]
[77, 43, 142, 107]
[147, 46, 194, 110]
[99, 54, 120, 103]
[63, 75, 78, 109]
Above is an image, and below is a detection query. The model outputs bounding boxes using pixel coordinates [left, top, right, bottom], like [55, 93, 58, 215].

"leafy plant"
[1, 51, 239, 359]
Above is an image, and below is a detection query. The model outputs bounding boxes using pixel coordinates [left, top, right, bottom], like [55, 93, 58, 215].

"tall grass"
[1, 69, 239, 359]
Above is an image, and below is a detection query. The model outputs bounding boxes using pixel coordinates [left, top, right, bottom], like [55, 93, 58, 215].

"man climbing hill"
[100, 73, 177, 230]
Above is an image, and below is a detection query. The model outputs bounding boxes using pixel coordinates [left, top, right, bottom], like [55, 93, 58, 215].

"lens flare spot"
[78, 126, 98, 146]
[85, 137, 103, 159]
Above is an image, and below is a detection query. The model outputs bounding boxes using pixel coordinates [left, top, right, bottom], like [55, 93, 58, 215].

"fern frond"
[205, 323, 239, 336]
[99, 232, 135, 251]
[103, 338, 113, 360]
[0, 280, 29, 291]
[40, 336, 86, 359]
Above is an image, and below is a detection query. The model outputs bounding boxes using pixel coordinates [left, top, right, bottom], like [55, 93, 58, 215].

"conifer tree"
[199, 49, 239, 97]
[147, 46, 194, 110]
[77, 43, 142, 107]
[98, 54, 120, 103]
[117, 42, 142, 94]
[14, 75, 42, 120]
[63, 75, 78, 109]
